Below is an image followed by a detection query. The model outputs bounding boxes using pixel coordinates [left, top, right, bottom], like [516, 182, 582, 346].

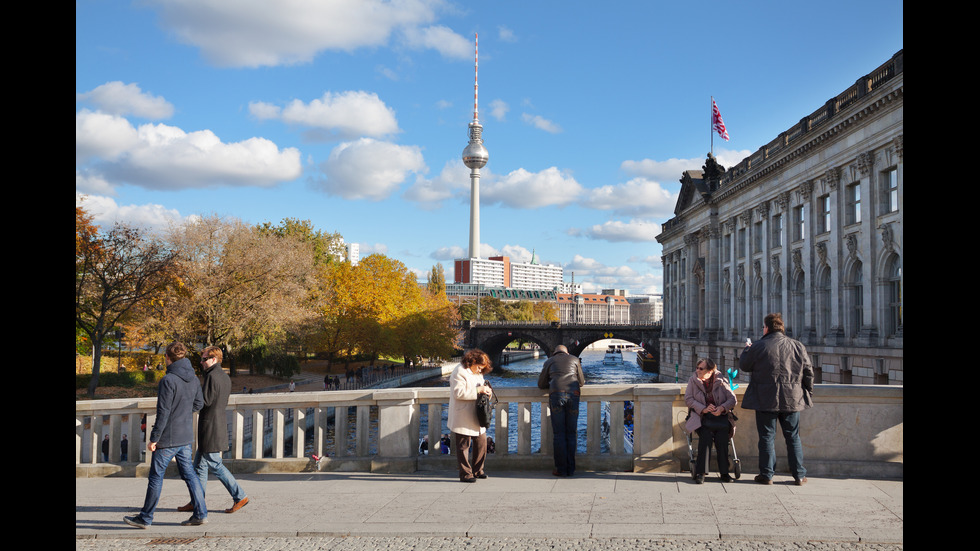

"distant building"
[556, 293, 630, 324]
[347, 242, 360, 266]
[454, 255, 562, 292]
[555, 281, 583, 294]
[627, 294, 663, 323]
[656, 51, 903, 384]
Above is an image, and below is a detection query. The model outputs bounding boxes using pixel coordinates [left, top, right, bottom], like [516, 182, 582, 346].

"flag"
[711, 98, 730, 141]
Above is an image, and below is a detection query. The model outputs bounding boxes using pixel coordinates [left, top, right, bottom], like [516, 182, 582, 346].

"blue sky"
[76, 1, 903, 294]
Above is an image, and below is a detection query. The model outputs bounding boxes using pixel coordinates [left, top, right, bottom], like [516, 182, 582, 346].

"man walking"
[179, 346, 250, 514]
[739, 313, 814, 485]
[538, 345, 585, 477]
[124, 341, 207, 528]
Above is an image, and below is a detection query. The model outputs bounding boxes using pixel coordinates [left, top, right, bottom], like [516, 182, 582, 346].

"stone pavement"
[76, 471, 902, 550]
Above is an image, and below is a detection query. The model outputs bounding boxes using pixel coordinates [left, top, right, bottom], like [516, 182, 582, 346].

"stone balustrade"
[76, 383, 902, 479]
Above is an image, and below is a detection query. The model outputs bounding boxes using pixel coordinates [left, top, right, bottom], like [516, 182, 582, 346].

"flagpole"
[710, 96, 714, 157]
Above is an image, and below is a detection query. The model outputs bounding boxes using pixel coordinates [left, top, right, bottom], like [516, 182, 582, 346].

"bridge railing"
[76, 383, 902, 479]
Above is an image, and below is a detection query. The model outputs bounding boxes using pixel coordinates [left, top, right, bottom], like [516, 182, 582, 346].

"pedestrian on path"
[124, 341, 207, 528]
[537, 345, 585, 477]
[179, 346, 250, 515]
[739, 312, 814, 485]
[448, 349, 492, 482]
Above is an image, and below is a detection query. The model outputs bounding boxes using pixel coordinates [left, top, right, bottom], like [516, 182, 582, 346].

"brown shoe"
[177, 502, 194, 512]
[224, 496, 250, 513]
[753, 475, 772, 485]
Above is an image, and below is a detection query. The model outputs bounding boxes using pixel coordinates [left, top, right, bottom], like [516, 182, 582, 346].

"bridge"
[460, 321, 662, 368]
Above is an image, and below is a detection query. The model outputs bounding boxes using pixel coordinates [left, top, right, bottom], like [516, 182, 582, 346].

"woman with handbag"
[685, 358, 737, 484]
[449, 349, 493, 482]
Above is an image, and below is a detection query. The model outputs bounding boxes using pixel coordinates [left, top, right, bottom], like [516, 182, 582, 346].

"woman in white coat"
[449, 349, 493, 482]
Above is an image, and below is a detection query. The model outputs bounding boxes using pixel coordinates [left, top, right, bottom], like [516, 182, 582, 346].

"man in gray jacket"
[125, 341, 207, 528]
[538, 345, 585, 477]
[178, 346, 249, 514]
[739, 313, 814, 485]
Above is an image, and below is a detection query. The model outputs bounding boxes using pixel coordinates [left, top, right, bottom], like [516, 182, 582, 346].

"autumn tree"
[76, 210, 178, 397]
[166, 215, 316, 373]
[426, 263, 446, 296]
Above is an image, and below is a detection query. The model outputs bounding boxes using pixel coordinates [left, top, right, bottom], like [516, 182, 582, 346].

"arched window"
[884, 254, 902, 336]
[816, 267, 831, 337]
[846, 260, 864, 338]
[791, 271, 805, 337]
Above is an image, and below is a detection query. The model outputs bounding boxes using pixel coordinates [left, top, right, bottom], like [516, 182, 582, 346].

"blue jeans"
[194, 450, 246, 502]
[549, 391, 580, 476]
[755, 411, 806, 480]
[137, 444, 206, 524]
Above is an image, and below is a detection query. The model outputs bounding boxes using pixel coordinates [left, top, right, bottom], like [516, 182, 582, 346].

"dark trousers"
[695, 424, 731, 476]
[549, 391, 580, 476]
[453, 431, 486, 480]
[755, 410, 806, 480]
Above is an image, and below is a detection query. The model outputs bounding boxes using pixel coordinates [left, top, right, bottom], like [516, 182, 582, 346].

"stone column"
[373, 389, 418, 473]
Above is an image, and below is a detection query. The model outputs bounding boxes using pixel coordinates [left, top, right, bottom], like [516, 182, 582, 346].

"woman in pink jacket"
[685, 358, 737, 484]
[449, 349, 494, 482]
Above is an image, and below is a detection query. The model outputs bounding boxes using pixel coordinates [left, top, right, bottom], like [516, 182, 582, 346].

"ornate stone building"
[657, 50, 903, 385]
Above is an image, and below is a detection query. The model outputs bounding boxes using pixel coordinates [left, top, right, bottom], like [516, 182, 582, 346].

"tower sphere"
[462, 123, 488, 169]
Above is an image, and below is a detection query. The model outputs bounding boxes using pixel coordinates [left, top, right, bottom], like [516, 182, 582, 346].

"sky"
[76, 0, 903, 295]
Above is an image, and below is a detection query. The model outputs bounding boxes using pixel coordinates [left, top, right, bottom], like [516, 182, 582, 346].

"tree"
[166, 215, 316, 373]
[76, 211, 178, 397]
[256, 217, 345, 267]
[426, 263, 446, 296]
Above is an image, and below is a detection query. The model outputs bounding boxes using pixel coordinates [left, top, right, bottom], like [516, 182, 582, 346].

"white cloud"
[76, 82, 174, 119]
[488, 99, 509, 121]
[483, 167, 582, 209]
[75, 110, 302, 190]
[357, 242, 389, 256]
[584, 177, 677, 218]
[400, 24, 472, 59]
[316, 138, 426, 200]
[498, 26, 517, 42]
[621, 149, 753, 181]
[249, 91, 399, 139]
[564, 254, 661, 295]
[145, 0, 452, 67]
[521, 113, 562, 133]
[76, 192, 194, 232]
[431, 245, 466, 260]
[403, 160, 469, 209]
[581, 219, 661, 243]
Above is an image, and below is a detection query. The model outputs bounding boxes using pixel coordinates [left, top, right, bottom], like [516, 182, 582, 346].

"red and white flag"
[711, 98, 730, 141]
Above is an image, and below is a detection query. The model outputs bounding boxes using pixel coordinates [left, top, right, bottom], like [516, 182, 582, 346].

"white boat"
[602, 345, 623, 365]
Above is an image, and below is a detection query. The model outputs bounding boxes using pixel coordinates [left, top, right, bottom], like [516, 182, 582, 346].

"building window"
[723, 233, 731, 261]
[845, 183, 861, 225]
[818, 194, 831, 234]
[753, 221, 763, 253]
[737, 228, 746, 258]
[882, 168, 899, 214]
[771, 213, 782, 247]
[793, 206, 805, 241]
[885, 254, 902, 336]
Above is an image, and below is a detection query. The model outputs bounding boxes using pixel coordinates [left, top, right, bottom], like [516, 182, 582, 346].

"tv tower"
[462, 33, 488, 259]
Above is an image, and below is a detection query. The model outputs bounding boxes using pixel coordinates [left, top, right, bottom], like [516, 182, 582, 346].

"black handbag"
[475, 383, 497, 428]
[700, 411, 730, 431]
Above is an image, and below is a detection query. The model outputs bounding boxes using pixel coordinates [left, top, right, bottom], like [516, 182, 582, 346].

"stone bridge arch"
[461, 322, 661, 371]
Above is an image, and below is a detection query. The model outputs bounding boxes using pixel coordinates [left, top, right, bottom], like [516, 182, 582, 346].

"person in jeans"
[739, 312, 814, 485]
[178, 346, 250, 514]
[537, 345, 585, 477]
[124, 341, 207, 528]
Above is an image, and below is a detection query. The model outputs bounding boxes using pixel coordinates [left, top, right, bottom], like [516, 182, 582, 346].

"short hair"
[462, 349, 493, 374]
[202, 345, 223, 364]
[696, 358, 717, 371]
[764, 312, 785, 333]
[165, 341, 187, 362]
[554, 345, 569, 355]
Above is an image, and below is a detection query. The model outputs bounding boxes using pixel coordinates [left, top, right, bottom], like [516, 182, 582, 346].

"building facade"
[556, 293, 631, 324]
[454, 255, 563, 292]
[656, 51, 903, 385]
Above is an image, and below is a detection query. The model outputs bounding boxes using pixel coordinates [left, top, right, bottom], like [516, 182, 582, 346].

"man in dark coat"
[179, 346, 249, 514]
[537, 345, 586, 477]
[739, 312, 814, 485]
[125, 341, 207, 528]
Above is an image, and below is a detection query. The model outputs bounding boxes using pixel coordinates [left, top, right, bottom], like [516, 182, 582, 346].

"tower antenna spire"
[462, 33, 488, 259]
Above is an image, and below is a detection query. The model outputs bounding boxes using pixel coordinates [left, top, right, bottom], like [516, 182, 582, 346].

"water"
[418, 346, 657, 454]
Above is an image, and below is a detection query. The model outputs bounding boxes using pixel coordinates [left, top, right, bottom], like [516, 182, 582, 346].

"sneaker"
[794, 477, 808, 486]
[180, 516, 208, 526]
[123, 516, 149, 529]
[753, 474, 772, 485]
[225, 496, 250, 513]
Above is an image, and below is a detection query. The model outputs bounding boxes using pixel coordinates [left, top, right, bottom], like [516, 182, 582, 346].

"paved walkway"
[76, 470, 902, 549]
